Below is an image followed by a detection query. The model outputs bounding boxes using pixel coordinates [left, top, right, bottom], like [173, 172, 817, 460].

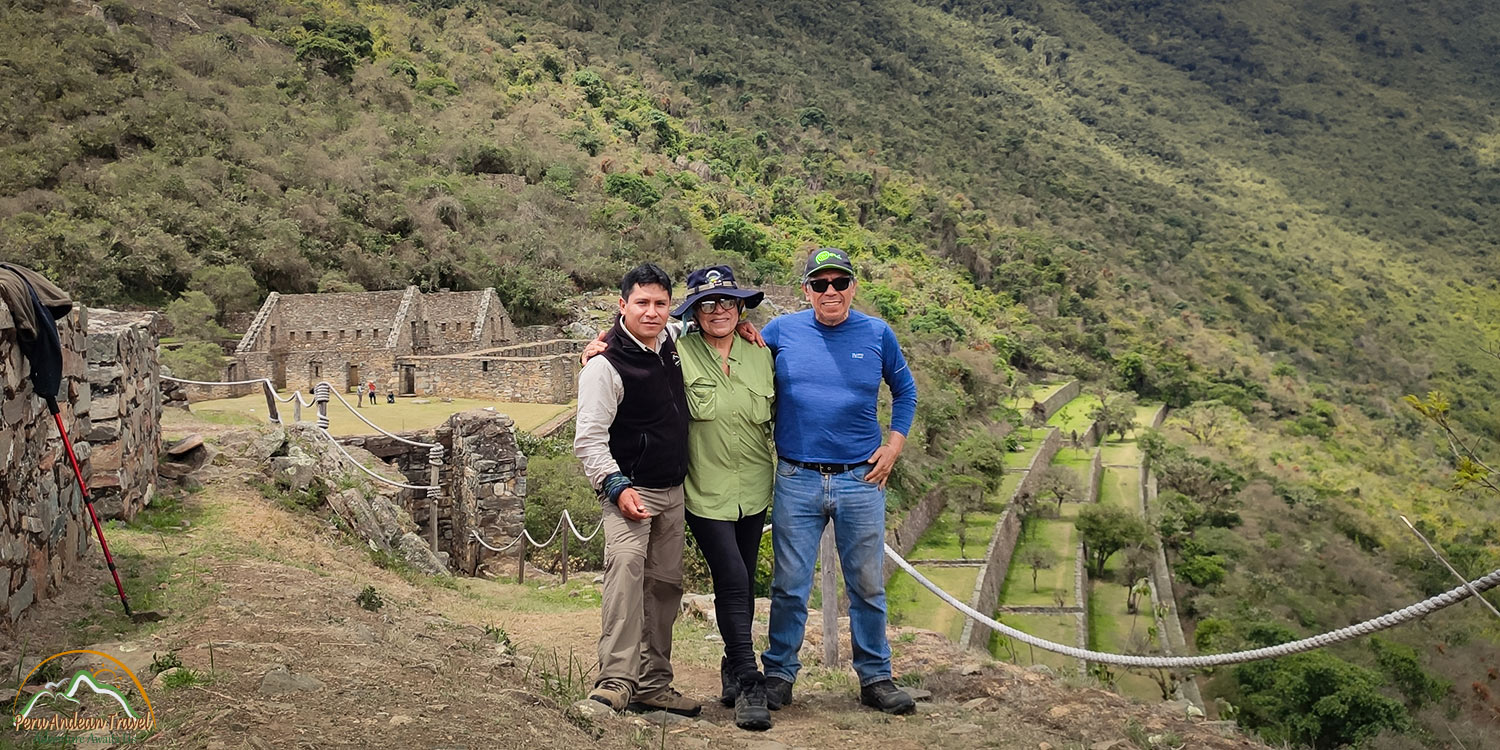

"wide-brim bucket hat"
[671, 265, 765, 318]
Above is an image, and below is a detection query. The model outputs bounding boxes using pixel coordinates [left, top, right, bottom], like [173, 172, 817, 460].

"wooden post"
[428, 462, 441, 554]
[517, 537, 527, 584]
[261, 381, 281, 423]
[819, 522, 840, 667]
[560, 527, 570, 585]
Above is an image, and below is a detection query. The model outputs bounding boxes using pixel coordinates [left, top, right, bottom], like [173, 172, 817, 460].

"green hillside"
[2, 1, 1498, 747]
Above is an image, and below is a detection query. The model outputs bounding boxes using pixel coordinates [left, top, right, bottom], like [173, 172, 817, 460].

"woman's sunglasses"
[696, 297, 744, 313]
[806, 276, 854, 293]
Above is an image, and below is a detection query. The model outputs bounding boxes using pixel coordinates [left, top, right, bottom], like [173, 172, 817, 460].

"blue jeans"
[762, 460, 891, 687]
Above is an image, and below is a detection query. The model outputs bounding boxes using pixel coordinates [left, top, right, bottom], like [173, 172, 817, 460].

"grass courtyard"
[189, 392, 574, 436]
[887, 566, 979, 642]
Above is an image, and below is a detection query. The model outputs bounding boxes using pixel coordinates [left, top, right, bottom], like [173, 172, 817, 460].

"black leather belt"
[781, 457, 864, 475]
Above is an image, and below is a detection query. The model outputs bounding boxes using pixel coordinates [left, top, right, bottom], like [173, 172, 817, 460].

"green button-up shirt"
[678, 331, 775, 520]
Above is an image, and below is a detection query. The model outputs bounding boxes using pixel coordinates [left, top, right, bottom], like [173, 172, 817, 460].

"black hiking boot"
[719, 657, 738, 707]
[764, 675, 793, 711]
[860, 679, 916, 715]
[734, 673, 773, 731]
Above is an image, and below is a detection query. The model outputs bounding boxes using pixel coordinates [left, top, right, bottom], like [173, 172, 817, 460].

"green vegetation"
[887, 566, 978, 642]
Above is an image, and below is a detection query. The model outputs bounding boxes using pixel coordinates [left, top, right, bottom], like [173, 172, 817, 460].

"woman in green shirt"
[671, 265, 776, 731]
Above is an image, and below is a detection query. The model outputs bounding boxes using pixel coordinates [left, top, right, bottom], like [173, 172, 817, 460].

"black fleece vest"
[601, 320, 689, 488]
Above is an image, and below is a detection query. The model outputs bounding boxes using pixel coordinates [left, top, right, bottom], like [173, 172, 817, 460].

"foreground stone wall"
[1, 303, 91, 624]
[339, 409, 526, 576]
[85, 310, 162, 521]
[446, 410, 526, 576]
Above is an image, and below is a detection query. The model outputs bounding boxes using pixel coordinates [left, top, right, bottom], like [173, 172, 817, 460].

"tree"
[1075, 504, 1152, 579]
[164, 291, 226, 341]
[1023, 546, 1057, 592]
[188, 264, 260, 320]
[160, 341, 225, 381]
[946, 473, 987, 558]
[1036, 464, 1080, 514]
[1176, 399, 1240, 444]
[1126, 576, 1151, 616]
[1089, 391, 1138, 442]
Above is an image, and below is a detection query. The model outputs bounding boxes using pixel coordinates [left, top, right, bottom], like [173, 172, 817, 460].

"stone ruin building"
[212, 286, 583, 404]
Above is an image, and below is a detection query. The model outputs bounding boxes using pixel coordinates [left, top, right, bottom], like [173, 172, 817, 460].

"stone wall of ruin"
[1, 303, 92, 624]
[85, 310, 162, 522]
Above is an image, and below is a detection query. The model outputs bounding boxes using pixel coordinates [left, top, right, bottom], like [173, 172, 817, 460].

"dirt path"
[3, 429, 1268, 750]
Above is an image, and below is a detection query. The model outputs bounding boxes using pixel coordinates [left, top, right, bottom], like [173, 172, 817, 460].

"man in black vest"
[573, 263, 700, 716]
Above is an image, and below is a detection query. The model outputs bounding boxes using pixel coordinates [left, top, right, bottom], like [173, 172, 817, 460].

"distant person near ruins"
[760, 247, 919, 715]
[573, 263, 700, 717]
[367, 380, 377, 405]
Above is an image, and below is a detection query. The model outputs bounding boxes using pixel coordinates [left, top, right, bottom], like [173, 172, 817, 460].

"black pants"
[685, 508, 766, 680]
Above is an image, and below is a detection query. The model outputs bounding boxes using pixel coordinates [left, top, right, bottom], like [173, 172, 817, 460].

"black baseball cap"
[802, 247, 855, 281]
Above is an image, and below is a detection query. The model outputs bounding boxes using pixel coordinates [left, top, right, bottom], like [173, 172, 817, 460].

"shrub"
[708, 213, 769, 259]
[603, 173, 660, 207]
[295, 36, 359, 80]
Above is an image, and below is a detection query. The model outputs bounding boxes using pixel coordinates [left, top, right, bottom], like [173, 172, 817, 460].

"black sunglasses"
[806, 276, 854, 293]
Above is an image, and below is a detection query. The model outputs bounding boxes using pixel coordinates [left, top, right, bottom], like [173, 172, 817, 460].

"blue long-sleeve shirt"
[762, 309, 918, 464]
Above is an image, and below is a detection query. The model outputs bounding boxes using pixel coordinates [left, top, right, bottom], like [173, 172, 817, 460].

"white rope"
[565, 510, 604, 542]
[885, 543, 1500, 668]
[161, 375, 271, 387]
[163, 374, 439, 449]
[314, 428, 438, 492]
[320, 384, 438, 449]
[526, 516, 566, 548]
[470, 528, 524, 553]
[471, 509, 604, 551]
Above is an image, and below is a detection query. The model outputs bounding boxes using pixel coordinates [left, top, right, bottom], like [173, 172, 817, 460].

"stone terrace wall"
[1, 303, 91, 625]
[883, 487, 945, 584]
[1014, 428, 1063, 506]
[960, 505, 1021, 650]
[86, 310, 161, 521]
[1087, 446, 1103, 503]
[1037, 380, 1081, 422]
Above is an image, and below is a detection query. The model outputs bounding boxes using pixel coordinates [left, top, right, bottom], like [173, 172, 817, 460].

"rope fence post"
[314, 382, 330, 430]
[427, 444, 445, 554]
[261, 380, 281, 424]
[820, 523, 840, 667]
[517, 536, 527, 584]
[560, 520, 570, 584]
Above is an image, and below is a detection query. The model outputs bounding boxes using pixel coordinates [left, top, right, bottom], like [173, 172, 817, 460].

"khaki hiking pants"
[596, 484, 685, 699]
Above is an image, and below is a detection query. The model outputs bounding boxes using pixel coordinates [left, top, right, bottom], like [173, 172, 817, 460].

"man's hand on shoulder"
[736, 319, 766, 348]
[865, 432, 907, 489]
[618, 488, 652, 521]
[581, 330, 608, 364]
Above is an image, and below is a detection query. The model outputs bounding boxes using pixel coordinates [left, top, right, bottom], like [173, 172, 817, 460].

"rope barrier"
[162, 374, 439, 449]
[312, 428, 439, 492]
[470, 509, 605, 552]
[885, 544, 1500, 669]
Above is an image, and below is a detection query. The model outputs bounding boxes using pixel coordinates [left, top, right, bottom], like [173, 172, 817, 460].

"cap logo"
[706, 269, 723, 283]
[815, 250, 841, 264]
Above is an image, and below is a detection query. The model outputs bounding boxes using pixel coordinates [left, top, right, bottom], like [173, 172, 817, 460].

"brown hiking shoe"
[588, 678, 632, 711]
[628, 686, 702, 717]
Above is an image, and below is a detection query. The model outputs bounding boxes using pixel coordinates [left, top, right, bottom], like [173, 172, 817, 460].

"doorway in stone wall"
[401, 365, 416, 395]
[347, 364, 360, 392]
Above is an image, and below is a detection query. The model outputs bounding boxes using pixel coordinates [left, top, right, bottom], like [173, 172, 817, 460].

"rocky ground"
[0, 411, 1268, 750]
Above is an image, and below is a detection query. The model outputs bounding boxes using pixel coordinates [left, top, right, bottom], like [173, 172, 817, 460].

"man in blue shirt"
[760, 247, 919, 715]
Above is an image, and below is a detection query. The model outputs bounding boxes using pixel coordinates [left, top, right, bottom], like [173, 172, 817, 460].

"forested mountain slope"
[0, 1, 1496, 747]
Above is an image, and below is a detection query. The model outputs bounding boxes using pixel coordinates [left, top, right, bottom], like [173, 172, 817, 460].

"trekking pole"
[47, 398, 163, 623]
